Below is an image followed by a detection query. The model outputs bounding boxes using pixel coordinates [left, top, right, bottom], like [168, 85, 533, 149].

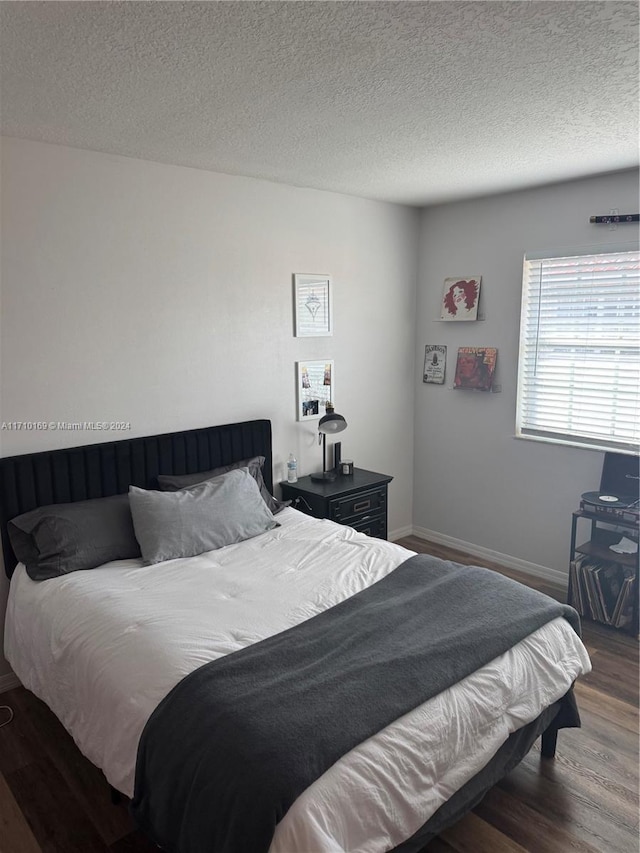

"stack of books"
[570, 558, 636, 630]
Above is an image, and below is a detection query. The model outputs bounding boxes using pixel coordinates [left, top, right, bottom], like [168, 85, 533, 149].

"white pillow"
[129, 468, 277, 564]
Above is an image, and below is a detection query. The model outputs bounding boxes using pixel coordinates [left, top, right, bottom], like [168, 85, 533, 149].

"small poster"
[454, 347, 497, 391]
[423, 345, 447, 384]
[440, 276, 481, 321]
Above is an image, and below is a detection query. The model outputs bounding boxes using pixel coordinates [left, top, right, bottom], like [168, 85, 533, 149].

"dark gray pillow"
[8, 494, 141, 581]
[129, 468, 278, 565]
[157, 455, 289, 514]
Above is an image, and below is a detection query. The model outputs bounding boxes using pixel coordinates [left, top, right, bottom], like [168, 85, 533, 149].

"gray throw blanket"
[131, 554, 580, 853]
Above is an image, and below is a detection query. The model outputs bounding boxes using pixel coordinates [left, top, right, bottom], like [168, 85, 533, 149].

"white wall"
[0, 138, 419, 680]
[414, 169, 639, 579]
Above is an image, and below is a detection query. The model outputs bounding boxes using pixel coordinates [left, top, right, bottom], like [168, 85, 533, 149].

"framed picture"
[423, 345, 447, 384]
[297, 360, 334, 421]
[454, 347, 497, 391]
[294, 273, 333, 337]
[440, 276, 481, 321]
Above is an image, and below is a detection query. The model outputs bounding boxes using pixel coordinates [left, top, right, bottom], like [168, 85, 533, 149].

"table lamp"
[310, 404, 347, 482]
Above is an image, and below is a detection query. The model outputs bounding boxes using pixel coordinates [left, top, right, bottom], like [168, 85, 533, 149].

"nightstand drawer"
[329, 486, 386, 523]
[350, 513, 387, 540]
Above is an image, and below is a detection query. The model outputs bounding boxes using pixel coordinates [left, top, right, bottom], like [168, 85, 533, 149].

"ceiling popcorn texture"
[1, 1, 637, 206]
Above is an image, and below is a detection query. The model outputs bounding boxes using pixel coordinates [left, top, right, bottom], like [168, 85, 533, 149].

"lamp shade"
[318, 413, 348, 434]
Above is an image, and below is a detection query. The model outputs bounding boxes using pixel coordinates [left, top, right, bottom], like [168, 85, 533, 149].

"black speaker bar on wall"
[589, 213, 639, 224]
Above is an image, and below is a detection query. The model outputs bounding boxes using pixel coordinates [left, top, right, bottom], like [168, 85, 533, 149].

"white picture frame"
[294, 273, 333, 337]
[297, 360, 334, 421]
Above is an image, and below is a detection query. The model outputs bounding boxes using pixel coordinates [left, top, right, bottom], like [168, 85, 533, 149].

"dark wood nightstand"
[280, 468, 393, 540]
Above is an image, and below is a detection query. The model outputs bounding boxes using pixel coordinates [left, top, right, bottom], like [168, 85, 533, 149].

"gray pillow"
[129, 468, 278, 565]
[157, 455, 289, 515]
[8, 494, 141, 581]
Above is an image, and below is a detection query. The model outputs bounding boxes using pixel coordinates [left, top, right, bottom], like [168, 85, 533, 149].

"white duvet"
[4, 508, 591, 853]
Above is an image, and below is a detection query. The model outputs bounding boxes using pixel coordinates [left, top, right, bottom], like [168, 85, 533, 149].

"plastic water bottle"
[287, 453, 298, 483]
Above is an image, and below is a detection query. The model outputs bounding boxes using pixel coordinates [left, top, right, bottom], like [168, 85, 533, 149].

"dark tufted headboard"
[0, 419, 273, 578]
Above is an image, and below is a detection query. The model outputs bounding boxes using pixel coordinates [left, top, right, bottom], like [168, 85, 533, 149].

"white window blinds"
[516, 246, 640, 453]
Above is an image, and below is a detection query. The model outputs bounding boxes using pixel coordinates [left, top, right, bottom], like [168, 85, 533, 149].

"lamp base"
[310, 470, 337, 483]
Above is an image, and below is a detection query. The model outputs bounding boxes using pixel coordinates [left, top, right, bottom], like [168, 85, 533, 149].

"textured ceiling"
[1, 1, 638, 206]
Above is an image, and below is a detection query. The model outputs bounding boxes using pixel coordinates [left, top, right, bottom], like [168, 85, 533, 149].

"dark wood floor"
[0, 536, 637, 853]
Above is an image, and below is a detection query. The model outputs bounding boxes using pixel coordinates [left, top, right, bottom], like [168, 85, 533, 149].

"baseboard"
[411, 526, 567, 587]
[0, 670, 21, 694]
[389, 525, 413, 542]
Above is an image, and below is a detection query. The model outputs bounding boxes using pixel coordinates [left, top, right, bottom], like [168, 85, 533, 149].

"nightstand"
[280, 468, 393, 540]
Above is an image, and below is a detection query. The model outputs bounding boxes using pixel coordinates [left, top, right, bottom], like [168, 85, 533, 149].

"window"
[516, 245, 640, 454]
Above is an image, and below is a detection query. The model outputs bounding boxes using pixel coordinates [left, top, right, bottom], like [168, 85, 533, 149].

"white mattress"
[4, 507, 591, 853]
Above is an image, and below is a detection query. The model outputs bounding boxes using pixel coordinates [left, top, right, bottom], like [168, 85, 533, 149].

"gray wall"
[413, 169, 639, 580]
[0, 138, 419, 682]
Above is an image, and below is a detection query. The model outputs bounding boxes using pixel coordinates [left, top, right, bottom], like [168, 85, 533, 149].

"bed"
[1, 419, 591, 853]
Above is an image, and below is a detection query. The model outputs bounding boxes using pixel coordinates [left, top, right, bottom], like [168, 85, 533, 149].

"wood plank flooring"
[0, 535, 637, 853]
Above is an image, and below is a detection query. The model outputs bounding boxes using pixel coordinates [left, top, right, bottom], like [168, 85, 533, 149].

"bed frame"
[0, 417, 575, 852]
[0, 419, 273, 578]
